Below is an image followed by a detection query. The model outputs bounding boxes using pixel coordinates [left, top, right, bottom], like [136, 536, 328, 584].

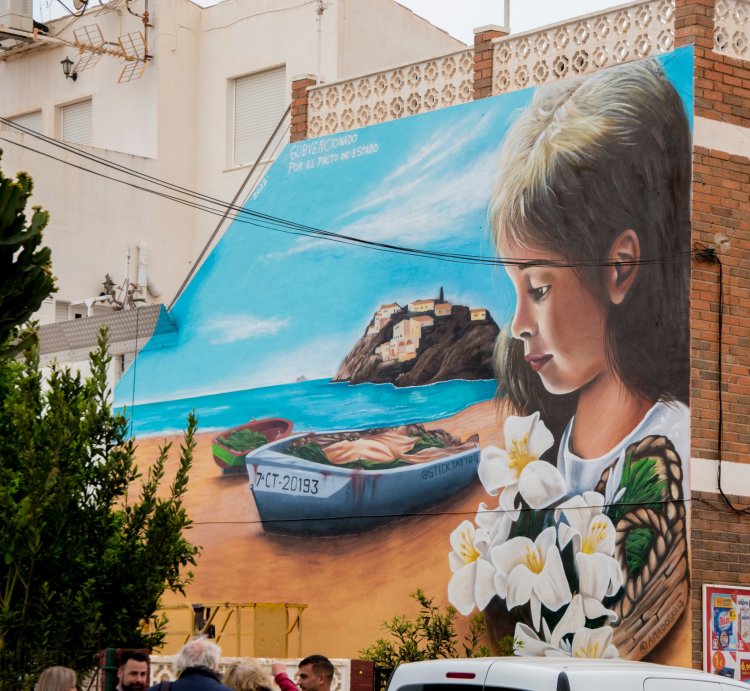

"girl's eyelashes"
[528, 283, 550, 301]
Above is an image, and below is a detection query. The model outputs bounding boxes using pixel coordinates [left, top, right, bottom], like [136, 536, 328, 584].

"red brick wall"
[690, 491, 750, 668]
[473, 28, 507, 99]
[676, 0, 750, 127]
[691, 146, 750, 463]
[291, 77, 318, 143]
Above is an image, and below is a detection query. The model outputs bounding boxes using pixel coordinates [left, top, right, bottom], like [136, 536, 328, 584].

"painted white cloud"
[265, 145, 500, 264]
[338, 149, 498, 246]
[201, 314, 289, 345]
[256, 111, 503, 263]
[389, 119, 494, 178]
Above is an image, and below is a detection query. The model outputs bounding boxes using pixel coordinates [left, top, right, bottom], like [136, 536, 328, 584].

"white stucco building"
[0, 0, 464, 326]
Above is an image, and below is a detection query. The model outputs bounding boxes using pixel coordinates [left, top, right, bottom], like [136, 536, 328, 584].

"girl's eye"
[528, 284, 550, 301]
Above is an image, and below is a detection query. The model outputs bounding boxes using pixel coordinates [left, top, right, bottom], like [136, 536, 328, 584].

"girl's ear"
[607, 229, 640, 305]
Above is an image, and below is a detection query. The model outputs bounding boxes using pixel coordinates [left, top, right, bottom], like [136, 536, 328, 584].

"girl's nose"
[510, 296, 534, 340]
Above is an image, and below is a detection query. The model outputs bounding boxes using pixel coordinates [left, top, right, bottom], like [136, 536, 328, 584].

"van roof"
[389, 657, 726, 683]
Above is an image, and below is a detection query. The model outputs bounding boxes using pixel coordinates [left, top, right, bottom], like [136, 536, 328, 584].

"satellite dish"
[72, 0, 89, 11]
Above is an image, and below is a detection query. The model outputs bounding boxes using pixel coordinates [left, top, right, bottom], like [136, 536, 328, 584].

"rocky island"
[333, 290, 500, 387]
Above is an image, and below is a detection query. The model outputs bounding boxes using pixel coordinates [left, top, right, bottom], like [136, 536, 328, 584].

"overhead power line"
[0, 117, 693, 270]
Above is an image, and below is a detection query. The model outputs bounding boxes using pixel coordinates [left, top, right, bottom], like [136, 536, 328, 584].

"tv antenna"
[71, 20, 149, 83]
[0, 0, 152, 82]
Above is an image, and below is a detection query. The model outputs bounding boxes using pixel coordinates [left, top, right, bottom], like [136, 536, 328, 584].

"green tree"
[0, 150, 56, 356]
[0, 153, 199, 687]
[359, 588, 492, 668]
[0, 332, 200, 685]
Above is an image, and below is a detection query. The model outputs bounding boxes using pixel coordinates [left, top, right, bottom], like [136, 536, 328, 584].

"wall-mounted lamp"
[60, 56, 77, 81]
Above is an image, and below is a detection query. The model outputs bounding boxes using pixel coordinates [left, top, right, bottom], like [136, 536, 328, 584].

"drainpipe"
[315, 0, 328, 83]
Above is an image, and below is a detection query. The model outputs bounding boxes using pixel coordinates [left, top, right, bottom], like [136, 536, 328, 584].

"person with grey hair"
[147, 636, 232, 690]
[35, 666, 77, 691]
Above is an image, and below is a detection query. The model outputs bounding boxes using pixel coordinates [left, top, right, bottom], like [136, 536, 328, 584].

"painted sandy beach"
[134, 399, 689, 665]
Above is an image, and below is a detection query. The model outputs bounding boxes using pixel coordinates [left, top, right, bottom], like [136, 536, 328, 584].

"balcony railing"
[301, 0, 750, 138]
[492, 0, 675, 93]
[715, 0, 750, 60]
[307, 48, 474, 138]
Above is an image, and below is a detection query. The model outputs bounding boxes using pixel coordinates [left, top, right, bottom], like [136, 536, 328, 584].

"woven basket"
[602, 435, 689, 659]
[483, 434, 689, 659]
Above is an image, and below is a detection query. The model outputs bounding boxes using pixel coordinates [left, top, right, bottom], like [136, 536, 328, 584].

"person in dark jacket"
[147, 636, 232, 691]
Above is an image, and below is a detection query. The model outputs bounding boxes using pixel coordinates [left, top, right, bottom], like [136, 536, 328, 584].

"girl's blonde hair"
[224, 660, 275, 691]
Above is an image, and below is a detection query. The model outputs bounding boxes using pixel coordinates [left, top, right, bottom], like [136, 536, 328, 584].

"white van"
[385, 657, 748, 691]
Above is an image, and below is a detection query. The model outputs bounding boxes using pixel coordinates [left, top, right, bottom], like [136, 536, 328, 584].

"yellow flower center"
[582, 519, 609, 555]
[523, 545, 544, 574]
[508, 433, 534, 474]
[459, 527, 481, 564]
[574, 641, 600, 658]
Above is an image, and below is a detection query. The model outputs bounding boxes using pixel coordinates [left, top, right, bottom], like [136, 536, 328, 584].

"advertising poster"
[704, 584, 750, 682]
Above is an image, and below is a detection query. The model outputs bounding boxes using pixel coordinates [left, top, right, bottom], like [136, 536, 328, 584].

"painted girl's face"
[501, 241, 608, 395]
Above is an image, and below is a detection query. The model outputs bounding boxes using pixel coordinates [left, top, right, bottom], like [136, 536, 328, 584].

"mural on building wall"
[115, 48, 693, 661]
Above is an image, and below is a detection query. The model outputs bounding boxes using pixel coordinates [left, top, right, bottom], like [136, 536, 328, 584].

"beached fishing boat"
[212, 418, 294, 474]
[245, 423, 480, 536]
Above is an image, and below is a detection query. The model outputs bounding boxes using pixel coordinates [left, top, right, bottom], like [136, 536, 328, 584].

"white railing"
[150, 656, 351, 688]
[492, 0, 675, 94]
[307, 48, 474, 137]
[715, 0, 750, 59]
[304, 0, 750, 141]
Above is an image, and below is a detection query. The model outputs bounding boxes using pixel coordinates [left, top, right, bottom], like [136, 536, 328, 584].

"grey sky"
[396, 0, 631, 44]
[36, 0, 636, 38]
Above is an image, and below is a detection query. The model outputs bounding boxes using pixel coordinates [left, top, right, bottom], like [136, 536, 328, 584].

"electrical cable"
[168, 103, 293, 309]
[693, 242, 749, 515]
[1, 136, 528, 266]
[53, 0, 87, 17]
[0, 120, 692, 270]
[0, 123, 693, 270]
[185, 496, 690, 526]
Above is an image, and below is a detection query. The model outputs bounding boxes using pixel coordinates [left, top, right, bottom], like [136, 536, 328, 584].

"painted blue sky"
[115, 48, 693, 407]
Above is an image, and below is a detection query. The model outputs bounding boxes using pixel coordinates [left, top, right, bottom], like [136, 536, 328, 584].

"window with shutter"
[233, 66, 286, 167]
[61, 99, 92, 145]
[9, 109, 42, 133]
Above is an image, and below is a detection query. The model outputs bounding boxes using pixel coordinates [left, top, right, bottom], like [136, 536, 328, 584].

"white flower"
[448, 520, 497, 616]
[557, 492, 624, 603]
[514, 622, 567, 657]
[515, 621, 619, 659]
[569, 626, 619, 659]
[475, 500, 512, 547]
[490, 526, 572, 631]
[549, 594, 617, 647]
[479, 413, 566, 516]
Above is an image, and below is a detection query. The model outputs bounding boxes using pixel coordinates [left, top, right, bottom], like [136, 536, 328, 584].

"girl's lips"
[525, 353, 552, 372]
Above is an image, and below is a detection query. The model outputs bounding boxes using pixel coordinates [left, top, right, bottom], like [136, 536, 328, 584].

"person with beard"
[147, 636, 232, 690]
[117, 651, 150, 691]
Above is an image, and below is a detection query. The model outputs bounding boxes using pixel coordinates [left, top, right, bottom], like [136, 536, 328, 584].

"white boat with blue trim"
[245, 423, 480, 536]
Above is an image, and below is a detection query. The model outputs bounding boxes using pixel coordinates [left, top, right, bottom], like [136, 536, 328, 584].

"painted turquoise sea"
[118, 378, 498, 438]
